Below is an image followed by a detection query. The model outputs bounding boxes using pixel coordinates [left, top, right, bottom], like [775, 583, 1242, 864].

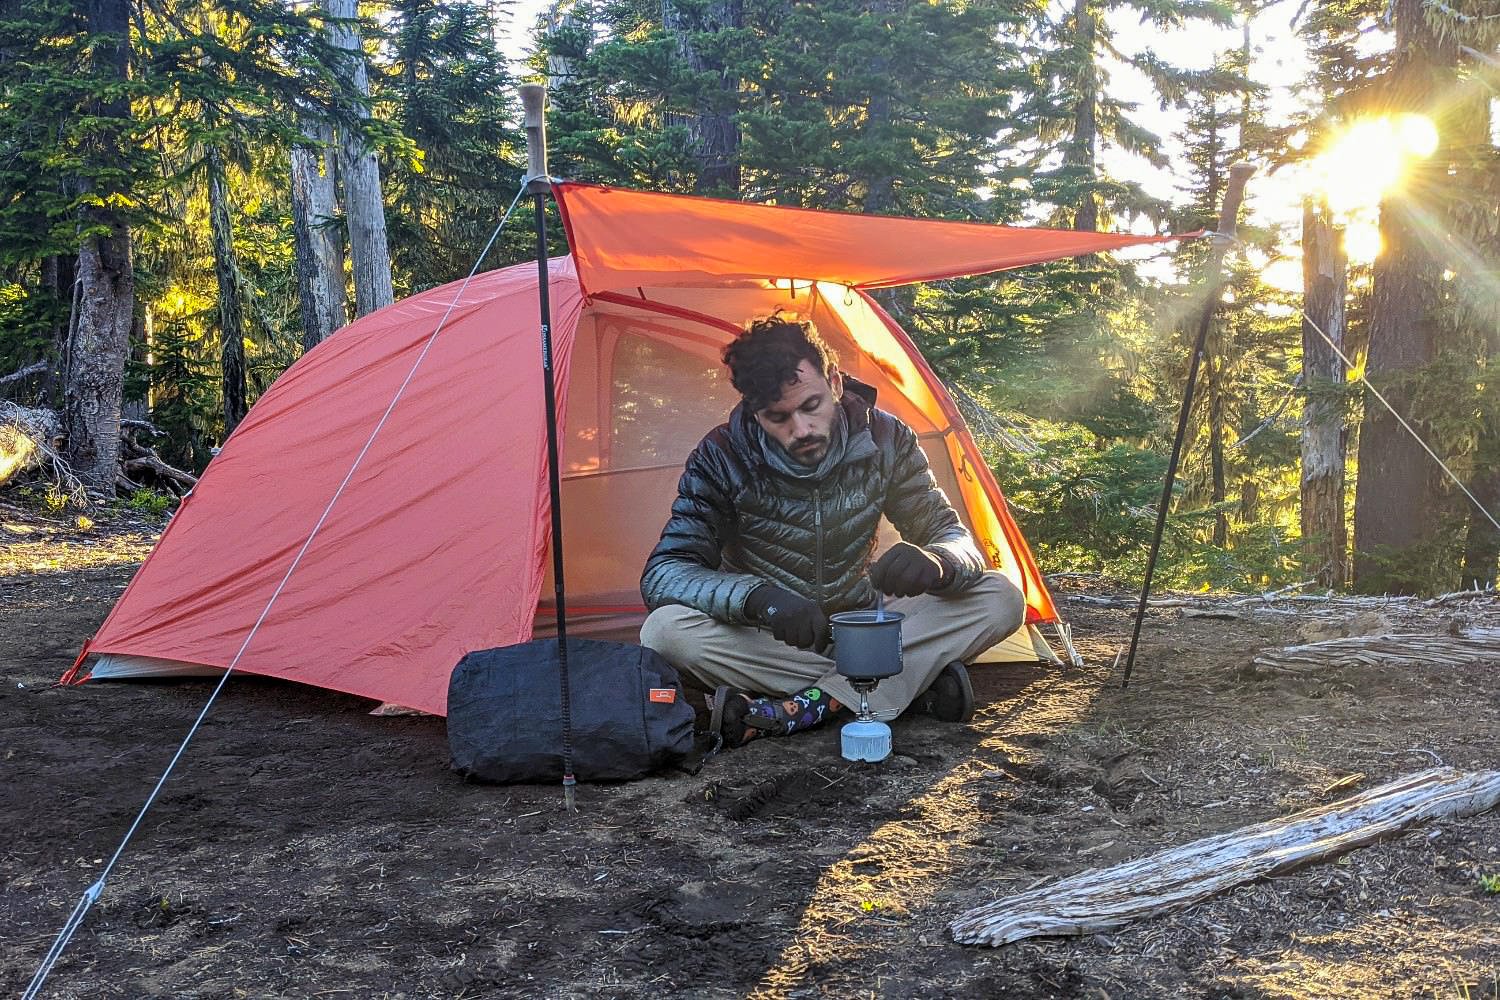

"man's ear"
[829, 369, 843, 400]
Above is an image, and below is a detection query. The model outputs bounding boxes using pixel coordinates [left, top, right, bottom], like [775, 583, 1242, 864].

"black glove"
[744, 585, 830, 653]
[869, 541, 947, 598]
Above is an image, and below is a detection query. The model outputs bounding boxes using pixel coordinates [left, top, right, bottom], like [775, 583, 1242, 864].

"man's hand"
[745, 585, 830, 653]
[869, 541, 946, 597]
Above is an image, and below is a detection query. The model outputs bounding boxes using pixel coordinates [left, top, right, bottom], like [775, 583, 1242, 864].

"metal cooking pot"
[829, 609, 904, 680]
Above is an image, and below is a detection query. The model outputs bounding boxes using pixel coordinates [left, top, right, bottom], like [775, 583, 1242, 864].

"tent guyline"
[21, 185, 530, 1000]
[1298, 309, 1500, 537]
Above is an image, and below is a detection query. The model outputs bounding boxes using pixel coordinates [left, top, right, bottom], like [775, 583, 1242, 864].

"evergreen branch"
[1460, 45, 1500, 69]
[1425, 0, 1500, 22]
[1231, 375, 1302, 449]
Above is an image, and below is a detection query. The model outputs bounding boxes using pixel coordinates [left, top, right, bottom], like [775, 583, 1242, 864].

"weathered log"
[1251, 628, 1500, 675]
[1, 403, 66, 490]
[122, 452, 197, 489]
[120, 418, 164, 438]
[1066, 594, 1196, 609]
[1423, 586, 1498, 607]
[951, 767, 1500, 946]
[1228, 580, 1320, 605]
[0, 361, 49, 392]
[3, 402, 194, 494]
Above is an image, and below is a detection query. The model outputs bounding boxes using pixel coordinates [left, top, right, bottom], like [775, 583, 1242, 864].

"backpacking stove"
[829, 606, 904, 762]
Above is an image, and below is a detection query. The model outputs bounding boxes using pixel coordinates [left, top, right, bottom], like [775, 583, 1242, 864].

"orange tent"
[66, 183, 1189, 715]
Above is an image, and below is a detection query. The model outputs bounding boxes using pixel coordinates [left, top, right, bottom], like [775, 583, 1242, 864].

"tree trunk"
[857, 0, 898, 215]
[1207, 353, 1228, 547]
[1069, 0, 1099, 232]
[64, 0, 134, 497]
[291, 120, 347, 351]
[40, 253, 74, 403]
[326, 0, 394, 317]
[1352, 0, 1456, 593]
[122, 308, 147, 423]
[1301, 198, 1348, 588]
[207, 146, 247, 435]
[662, 0, 743, 195]
[1459, 470, 1500, 588]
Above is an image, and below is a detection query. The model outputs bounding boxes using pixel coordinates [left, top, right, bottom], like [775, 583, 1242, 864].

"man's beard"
[791, 435, 829, 464]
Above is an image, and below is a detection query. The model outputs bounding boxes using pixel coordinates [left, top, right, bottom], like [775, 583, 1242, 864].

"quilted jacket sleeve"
[640, 443, 766, 624]
[884, 420, 987, 593]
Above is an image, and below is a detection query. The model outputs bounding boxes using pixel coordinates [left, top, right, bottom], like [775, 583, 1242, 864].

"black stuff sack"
[447, 638, 697, 783]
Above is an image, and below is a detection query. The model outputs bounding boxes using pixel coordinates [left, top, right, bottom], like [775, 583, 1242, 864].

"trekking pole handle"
[1210, 162, 1255, 250]
[520, 83, 549, 191]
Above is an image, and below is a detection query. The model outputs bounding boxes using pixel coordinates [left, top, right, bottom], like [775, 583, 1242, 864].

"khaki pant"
[639, 571, 1023, 721]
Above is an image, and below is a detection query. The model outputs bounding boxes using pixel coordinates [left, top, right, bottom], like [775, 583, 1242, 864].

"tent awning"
[554, 181, 1198, 295]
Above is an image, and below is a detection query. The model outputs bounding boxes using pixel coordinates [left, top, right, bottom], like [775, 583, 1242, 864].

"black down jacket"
[640, 381, 986, 624]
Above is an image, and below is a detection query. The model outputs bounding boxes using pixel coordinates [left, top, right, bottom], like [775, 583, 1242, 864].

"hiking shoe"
[708, 684, 841, 748]
[708, 685, 762, 749]
[919, 661, 974, 723]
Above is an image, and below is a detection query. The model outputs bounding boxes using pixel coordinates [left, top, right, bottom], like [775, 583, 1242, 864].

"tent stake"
[521, 83, 576, 810]
[1121, 162, 1254, 690]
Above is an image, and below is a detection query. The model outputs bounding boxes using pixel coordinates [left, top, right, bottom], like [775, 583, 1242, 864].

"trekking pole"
[520, 82, 577, 810]
[1121, 161, 1254, 690]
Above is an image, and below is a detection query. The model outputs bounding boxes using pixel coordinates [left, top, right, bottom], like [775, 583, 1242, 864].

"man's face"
[753, 359, 842, 465]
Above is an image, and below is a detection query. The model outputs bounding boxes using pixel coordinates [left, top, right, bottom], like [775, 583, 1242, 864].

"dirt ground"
[3, 498, 1498, 999]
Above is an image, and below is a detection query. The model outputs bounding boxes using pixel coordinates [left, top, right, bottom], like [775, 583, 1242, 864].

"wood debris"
[950, 767, 1500, 947]
[1251, 627, 1500, 675]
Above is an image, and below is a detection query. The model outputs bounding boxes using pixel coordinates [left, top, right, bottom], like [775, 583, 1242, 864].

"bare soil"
[3, 498, 1498, 999]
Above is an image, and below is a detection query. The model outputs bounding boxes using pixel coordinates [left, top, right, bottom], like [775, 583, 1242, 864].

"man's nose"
[791, 414, 814, 439]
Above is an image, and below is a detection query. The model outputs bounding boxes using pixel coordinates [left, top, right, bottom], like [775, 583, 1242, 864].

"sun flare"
[1307, 114, 1438, 216]
[1343, 217, 1384, 263]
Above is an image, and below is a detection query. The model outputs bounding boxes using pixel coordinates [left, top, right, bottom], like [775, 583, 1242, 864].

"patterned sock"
[737, 685, 843, 745]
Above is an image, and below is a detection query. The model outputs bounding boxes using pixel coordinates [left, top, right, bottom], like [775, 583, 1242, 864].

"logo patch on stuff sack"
[649, 688, 677, 704]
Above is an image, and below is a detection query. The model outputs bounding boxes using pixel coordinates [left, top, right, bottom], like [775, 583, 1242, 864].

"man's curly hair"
[722, 315, 840, 412]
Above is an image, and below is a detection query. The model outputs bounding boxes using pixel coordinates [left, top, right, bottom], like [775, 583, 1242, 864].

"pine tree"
[1440, 5, 1500, 587]
[134, 0, 370, 433]
[662, 0, 743, 194]
[66, 0, 138, 493]
[0, 0, 149, 492]
[379, 0, 526, 291]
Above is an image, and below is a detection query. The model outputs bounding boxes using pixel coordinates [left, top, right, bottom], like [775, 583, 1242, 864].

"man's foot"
[918, 661, 975, 723]
[708, 684, 841, 748]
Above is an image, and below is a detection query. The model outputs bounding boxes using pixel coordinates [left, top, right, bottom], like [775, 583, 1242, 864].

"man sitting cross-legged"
[639, 314, 1024, 749]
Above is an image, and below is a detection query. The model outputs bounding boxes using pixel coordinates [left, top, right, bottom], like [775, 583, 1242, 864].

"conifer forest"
[1, 0, 1497, 595]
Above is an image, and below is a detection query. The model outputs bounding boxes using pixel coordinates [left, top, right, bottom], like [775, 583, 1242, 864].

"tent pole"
[521, 83, 576, 811]
[1121, 162, 1254, 690]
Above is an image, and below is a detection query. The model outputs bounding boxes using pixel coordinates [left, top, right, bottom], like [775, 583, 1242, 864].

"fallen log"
[1065, 594, 1196, 609]
[123, 452, 197, 489]
[950, 767, 1500, 947]
[1423, 587, 1498, 607]
[1251, 628, 1500, 675]
[0, 360, 49, 391]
